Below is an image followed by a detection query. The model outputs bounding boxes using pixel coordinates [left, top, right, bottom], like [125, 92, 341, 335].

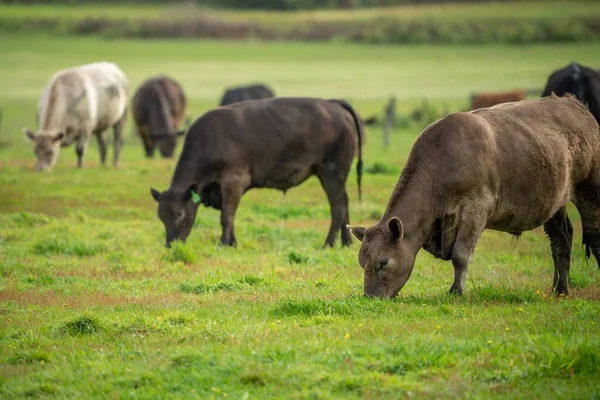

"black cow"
[542, 62, 600, 123]
[219, 83, 275, 106]
[151, 97, 363, 248]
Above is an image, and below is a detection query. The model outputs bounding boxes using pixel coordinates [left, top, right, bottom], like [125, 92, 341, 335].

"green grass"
[1, 32, 600, 398]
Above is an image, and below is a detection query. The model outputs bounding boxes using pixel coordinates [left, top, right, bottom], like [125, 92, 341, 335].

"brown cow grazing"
[132, 75, 187, 158]
[469, 89, 525, 111]
[349, 94, 600, 298]
[151, 97, 363, 248]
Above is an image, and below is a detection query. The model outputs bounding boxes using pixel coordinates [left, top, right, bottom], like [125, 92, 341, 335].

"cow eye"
[379, 258, 389, 269]
[177, 211, 184, 218]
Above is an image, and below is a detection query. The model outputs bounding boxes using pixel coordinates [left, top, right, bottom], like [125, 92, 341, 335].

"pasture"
[1, 32, 600, 398]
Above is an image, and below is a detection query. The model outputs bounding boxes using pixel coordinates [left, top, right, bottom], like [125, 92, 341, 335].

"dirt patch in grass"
[573, 285, 600, 301]
[0, 289, 186, 309]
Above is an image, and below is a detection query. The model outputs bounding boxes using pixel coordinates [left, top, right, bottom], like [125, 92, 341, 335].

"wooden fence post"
[383, 96, 396, 149]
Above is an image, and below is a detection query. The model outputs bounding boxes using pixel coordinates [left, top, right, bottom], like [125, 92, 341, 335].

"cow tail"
[335, 99, 363, 201]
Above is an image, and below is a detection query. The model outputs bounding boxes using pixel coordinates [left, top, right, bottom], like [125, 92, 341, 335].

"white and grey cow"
[23, 62, 129, 171]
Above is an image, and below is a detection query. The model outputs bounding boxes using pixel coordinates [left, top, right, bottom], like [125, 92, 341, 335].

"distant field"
[1, 1, 599, 43]
[1, 1, 598, 22]
[1, 33, 600, 398]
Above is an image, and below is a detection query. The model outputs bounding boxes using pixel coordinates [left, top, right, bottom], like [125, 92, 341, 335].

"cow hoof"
[448, 287, 463, 295]
[554, 288, 570, 297]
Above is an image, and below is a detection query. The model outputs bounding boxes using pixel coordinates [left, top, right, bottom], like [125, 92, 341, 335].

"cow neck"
[150, 83, 172, 134]
[40, 80, 64, 131]
[168, 149, 200, 192]
[383, 185, 436, 253]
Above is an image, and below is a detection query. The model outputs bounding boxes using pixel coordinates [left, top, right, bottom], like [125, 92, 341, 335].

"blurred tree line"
[0, 0, 523, 10]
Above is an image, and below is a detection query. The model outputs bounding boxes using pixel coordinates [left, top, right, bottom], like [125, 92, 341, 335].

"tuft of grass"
[287, 251, 310, 264]
[60, 316, 101, 336]
[179, 275, 266, 294]
[33, 238, 104, 257]
[164, 241, 196, 264]
[10, 211, 51, 227]
[365, 162, 399, 175]
[240, 275, 266, 286]
[240, 372, 267, 387]
[180, 282, 239, 294]
[270, 297, 385, 318]
[7, 351, 50, 365]
[468, 284, 542, 304]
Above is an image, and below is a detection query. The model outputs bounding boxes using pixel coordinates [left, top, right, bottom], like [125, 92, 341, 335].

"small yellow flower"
[505, 327, 511, 332]
[436, 325, 441, 330]
[517, 307, 524, 312]
[40, 360, 45, 364]
[488, 340, 493, 345]
[344, 333, 351, 339]
[211, 387, 221, 393]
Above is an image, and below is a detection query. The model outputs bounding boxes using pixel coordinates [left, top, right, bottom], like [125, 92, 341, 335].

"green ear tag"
[191, 190, 200, 204]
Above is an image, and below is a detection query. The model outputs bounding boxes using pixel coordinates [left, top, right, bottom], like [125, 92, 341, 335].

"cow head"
[151, 182, 199, 247]
[569, 63, 586, 103]
[151, 117, 191, 158]
[23, 128, 64, 171]
[348, 217, 416, 299]
[151, 129, 186, 158]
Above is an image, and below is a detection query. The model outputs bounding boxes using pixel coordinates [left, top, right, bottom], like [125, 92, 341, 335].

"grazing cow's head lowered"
[151, 183, 199, 247]
[348, 218, 416, 298]
[150, 128, 186, 158]
[23, 128, 64, 171]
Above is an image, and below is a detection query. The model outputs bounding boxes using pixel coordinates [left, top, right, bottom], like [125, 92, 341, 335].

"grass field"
[1, 31, 600, 398]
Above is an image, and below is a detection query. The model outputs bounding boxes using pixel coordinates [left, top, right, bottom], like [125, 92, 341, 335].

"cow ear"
[150, 188, 162, 202]
[52, 131, 65, 143]
[23, 128, 36, 141]
[184, 182, 199, 202]
[347, 225, 365, 242]
[388, 217, 404, 241]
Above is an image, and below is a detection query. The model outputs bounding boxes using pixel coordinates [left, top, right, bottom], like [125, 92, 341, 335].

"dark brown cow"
[469, 89, 525, 111]
[151, 97, 363, 248]
[219, 83, 275, 106]
[349, 95, 600, 298]
[132, 75, 187, 158]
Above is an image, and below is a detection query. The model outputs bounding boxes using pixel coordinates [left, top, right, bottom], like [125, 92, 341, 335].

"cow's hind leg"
[543, 207, 573, 296]
[219, 172, 250, 247]
[449, 206, 487, 294]
[112, 112, 126, 167]
[96, 130, 108, 166]
[317, 163, 350, 247]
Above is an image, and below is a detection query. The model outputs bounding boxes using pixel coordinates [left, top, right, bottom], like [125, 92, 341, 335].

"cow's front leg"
[449, 206, 487, 294]
[96, 130, 108, 166]
[219, 172, 250, 247]
[75, 134, 90, 168]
